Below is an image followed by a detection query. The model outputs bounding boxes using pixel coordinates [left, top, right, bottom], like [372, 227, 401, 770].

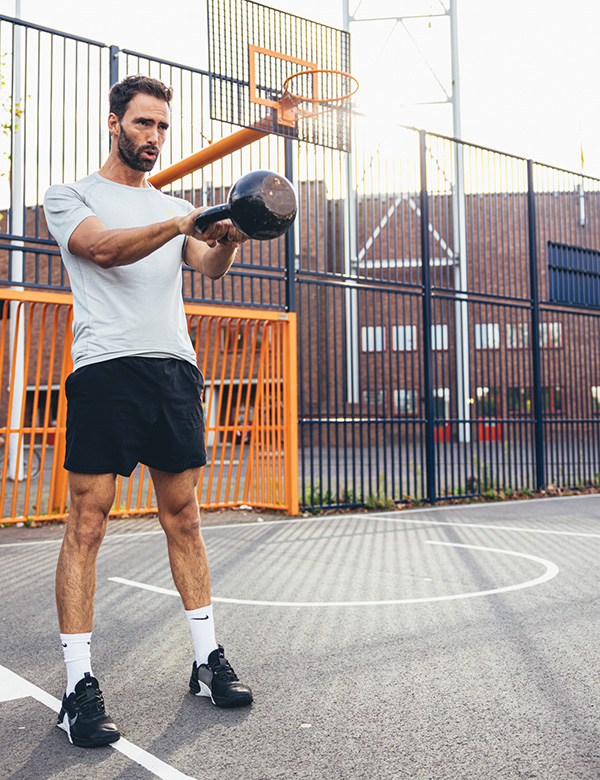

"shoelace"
[74, 684, 106, 718]
[211, 656, 239, 682]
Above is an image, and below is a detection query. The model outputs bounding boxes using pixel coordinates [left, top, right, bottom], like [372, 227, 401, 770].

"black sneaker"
[189, 645, 253, 708]
[57, 672, 120, 748]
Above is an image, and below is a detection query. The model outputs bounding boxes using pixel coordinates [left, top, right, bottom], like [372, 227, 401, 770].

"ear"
[107, 112, 120, 138]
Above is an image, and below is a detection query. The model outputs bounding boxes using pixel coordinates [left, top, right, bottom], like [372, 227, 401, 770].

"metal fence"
[2, 13, 600, 513]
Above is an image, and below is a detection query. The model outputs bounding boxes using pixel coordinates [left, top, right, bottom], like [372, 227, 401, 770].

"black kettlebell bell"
[194, 170, 297, 241]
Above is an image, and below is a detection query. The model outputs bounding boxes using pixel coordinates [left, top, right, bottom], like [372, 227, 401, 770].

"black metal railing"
[3, 14, 600, 510]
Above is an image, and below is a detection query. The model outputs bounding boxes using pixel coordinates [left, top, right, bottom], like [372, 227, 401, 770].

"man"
[44, 75, 253, 750]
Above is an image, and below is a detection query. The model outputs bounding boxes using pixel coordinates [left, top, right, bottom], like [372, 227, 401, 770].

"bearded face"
[116, 124, 159, 172]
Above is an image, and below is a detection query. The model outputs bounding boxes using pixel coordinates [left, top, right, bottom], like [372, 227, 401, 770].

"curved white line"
[109, 540, 559, 607]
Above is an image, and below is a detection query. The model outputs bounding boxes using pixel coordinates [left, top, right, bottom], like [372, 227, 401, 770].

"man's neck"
[98, 152, 150, 188]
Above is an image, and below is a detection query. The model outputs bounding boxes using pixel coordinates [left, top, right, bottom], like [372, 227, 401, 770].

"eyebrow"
[135, 116, 170, 128]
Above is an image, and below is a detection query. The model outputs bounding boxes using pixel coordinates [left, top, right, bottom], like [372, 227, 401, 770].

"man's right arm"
[67, 215, 183, 269]
[44, 184, 237, 271]
[69, 206, 242, 269]
[45, 183, 191, 269]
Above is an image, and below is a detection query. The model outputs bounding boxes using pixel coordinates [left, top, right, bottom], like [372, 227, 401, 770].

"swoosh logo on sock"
[191, 616, 209, 620]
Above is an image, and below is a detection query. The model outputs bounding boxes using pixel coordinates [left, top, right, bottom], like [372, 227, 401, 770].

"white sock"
[61, 632, 93, 696]
[185, 604, 218, 666]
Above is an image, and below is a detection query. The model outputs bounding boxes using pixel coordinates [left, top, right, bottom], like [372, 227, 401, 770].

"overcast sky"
[1, 0, 599, 177]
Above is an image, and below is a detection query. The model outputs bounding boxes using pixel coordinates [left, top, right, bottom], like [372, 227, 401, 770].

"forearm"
[185, 238, 239, 280]
[87, 218, 181, 269]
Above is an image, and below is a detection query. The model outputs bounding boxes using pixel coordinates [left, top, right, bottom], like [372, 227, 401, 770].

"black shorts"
[64, 356, 208, 477]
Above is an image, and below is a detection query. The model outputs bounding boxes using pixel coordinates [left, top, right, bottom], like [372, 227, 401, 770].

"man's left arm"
[182, 210, 248, 280]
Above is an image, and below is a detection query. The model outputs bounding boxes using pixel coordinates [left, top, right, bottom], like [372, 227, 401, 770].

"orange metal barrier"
[0, 290, 298, 524]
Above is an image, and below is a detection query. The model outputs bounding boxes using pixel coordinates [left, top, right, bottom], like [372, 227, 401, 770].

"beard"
[117, 126, 159, 172]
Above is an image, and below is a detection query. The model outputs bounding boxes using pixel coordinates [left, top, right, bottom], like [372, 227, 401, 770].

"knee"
[66, 474, 115, 551]
[64, 520, 106, 557]
[66, 504, 110, 552]
[161, 501, 201, 541]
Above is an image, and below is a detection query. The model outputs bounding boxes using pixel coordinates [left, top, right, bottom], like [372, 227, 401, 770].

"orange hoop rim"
[281, 68, 360, 109]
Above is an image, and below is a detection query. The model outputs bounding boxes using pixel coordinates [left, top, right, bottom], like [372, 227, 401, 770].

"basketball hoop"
[277, 68, 359, 127]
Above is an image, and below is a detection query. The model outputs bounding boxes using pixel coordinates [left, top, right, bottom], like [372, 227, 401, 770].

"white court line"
[364, 514, 600, 539]
[0, 531, 164, 549]
[0, 664, 197, 780]
[3, 491, 600, 552]
[2, 513, 600, 550]
[109, 539, 559, 607]
[3, 493, 600, 550]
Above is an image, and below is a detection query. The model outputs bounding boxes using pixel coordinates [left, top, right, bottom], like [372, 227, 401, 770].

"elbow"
[204, 268, 228, 281]
[88, 242, 118, 270]
[94, 256, 117, 270]
[201, 254, 236, 281]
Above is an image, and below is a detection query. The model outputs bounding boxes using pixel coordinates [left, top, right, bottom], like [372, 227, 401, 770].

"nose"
[147, 125, 159, 145]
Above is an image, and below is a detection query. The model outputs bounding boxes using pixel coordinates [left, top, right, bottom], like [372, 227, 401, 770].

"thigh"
[150, 467, 201, 519]
[67, 472, 117, 546]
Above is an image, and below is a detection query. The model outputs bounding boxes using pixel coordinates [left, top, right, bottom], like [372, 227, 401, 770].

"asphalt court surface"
[1, 495, 600, 780]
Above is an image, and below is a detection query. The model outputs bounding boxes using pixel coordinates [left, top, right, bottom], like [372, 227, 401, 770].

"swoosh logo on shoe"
[191, 616, 209, 620]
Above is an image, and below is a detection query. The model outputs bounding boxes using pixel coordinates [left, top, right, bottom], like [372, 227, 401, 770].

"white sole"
[57, 711, 73, 744]
[193, 679, 216, 704]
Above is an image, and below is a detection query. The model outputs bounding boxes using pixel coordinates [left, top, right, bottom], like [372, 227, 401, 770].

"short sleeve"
[43, 184, 97, 249]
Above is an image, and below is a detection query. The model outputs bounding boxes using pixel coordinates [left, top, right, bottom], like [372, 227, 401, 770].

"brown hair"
[109, 75, 173, 120]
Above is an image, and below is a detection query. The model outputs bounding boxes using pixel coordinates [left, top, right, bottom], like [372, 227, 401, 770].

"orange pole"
[50, 309, 73, 513]
[148, 127, 269, 190]
[282, 313, 299, 515]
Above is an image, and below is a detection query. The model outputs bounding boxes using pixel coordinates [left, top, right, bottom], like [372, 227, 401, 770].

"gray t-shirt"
[44, 172, 198, 371]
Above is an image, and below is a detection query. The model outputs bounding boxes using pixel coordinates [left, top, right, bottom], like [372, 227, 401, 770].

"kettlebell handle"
[194, 203, 232, 233]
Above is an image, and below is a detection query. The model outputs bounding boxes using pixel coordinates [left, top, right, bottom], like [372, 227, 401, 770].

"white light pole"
[9, 0, 26, 481]
[450, 0, 471, 443]
[343, 0, 470, 439]
[342, 0, 360, 404]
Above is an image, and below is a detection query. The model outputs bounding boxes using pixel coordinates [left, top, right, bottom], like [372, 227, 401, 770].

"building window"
[542, 386, 563, 414]
[507, 321, 563, 348]
[592, 386, 600, 413]
[391, 325, 417, 351]
[506, 323, 529, 348]
[508, 386, 562, 415]
[220, 324, 264, 352]
[507, 387, 531, 415]
[475, 323, 500, 349]
[393, 389, 417, 415]
[25, 385, 60, 429]
[361, 326, 386, 353]
[362, 389, 385, 406]
[548, 241, 600, 308]
[475, 387, 500, 417]
[433, 387, 450, 417]
[431, 324, 448, 351]
[539, 322, 562, 348]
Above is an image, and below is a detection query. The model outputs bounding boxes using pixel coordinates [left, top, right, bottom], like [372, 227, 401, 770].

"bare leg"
[55, 473, 117, 633]
[150, 467, 211, 609]
[152, 467, 253, 706]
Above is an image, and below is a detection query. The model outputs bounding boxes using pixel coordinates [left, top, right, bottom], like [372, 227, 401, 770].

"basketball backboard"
[207, 0, 353, 151]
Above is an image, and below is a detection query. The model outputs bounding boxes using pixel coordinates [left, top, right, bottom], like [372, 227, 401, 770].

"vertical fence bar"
[527, 158, 545, 491]
[284, 138, 296, 313]
[420, 131, 436, 503]
[109, 44, 119, 86]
